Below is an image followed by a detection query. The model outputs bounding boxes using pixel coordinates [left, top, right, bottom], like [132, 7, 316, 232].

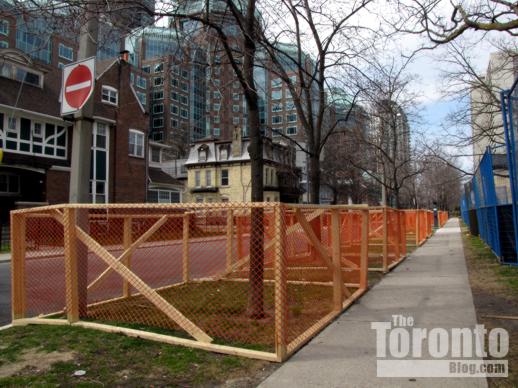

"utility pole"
[69, 2, 99, 202]
[68, 2, 99, 318]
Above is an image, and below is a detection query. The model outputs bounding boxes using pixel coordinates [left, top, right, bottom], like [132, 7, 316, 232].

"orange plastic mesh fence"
[438, 211, 449, 227]
[11, 203, 371, 361]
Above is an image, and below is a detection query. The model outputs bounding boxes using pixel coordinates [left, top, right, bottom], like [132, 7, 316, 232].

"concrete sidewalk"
[0, 253, 10, 263]
[260, 218, 487, 388]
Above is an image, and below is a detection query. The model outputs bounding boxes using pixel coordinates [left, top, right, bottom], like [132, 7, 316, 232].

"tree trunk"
[309, 153, 321, 204]
[242, 2, 265, 319]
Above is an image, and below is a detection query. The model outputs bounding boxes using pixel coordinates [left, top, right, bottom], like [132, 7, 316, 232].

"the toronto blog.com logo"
[371, 314, 509, 377]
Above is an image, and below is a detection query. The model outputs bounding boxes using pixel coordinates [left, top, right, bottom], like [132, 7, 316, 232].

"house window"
[272, 115, 282, 124]
[0, 174, 19, 194]
[152, 131, 163, 142]
[151, 147, 161, 163]
[129, 130, 144, 158]
[0, 20, 8, 36]
[101, 86, 118, 105]
[206, 170, 212, 187]
[287, 126, 297, 135]
[198, 147, 207, 162]
[154, 63, 163, 73]
[90, 122, 109, 203]
[136, 91, 146, 106]
[153, 90, 164, 100]
[287, 113, 297, 123]
[58, 43, 74, 61]
[272, 90, 282, 100]
[195, 196, 204, 203]
[153, 104, 164, 114]
[214, 127, 221, 137]
[221, 169, 229, 186]
[171, 104, 178, 115]
[148, 189, 181, 203]
[136, 75, 147, 89]
[220, 146, 228, 159]
[153, 117, 164, 128]
[195, 171, 201, 187]
[153, 77, 163, 87]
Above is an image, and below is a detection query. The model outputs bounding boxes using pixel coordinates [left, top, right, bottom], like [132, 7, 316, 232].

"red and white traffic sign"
[61, 57, 96, 115]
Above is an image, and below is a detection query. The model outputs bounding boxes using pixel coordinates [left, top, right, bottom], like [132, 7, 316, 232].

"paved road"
[260, 218, 487, 388]
[0, 262, 11, 325]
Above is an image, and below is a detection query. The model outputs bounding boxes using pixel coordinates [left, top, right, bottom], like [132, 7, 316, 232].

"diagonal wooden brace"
[74, 225, 213, 343]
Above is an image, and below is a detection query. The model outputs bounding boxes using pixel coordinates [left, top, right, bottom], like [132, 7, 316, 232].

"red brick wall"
[46, 169, 70, 204]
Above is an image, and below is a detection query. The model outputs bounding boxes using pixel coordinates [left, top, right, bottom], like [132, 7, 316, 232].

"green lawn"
[0, 325, 274, 386]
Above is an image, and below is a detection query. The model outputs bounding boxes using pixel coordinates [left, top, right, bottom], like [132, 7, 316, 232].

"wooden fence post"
[382, 207, 388, 272]
[183, 213, 190, 282]
[360, 208, 369, 290]
[415, 210, 420, 246]
[274, 204, 287, 361]
[226, 210, 233, 272]
[123, 216, 132, 297]
[64, 207, 79, 323]
[236, 215, 243, 260]
[331, 209, 343, 311]
[11, 212, 26, 320]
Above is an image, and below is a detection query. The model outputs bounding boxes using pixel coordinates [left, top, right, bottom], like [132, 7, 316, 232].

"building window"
[233, 81, 240, 89]
[213, 104, 221, 111]
[172, 65, 180, 75]
[214, 127, 221, 137]
[153, 117, 164, 128]
[180, 95, 188, 105]
[101, 86, 118, 105]
[195, 196, 203, 203]
[233, 117, 240, 124]
[152, 131, 163, 142]
[171, 78, 178, 87]
[0, 41, 7, 49]
[232, 93, 240, 100]
[195, 171, 201, 187]
[285, 100, 295, 110]
[136, 91, 146, 107]
[171, 118, 178, 128]
[272, 90, 282, 100]
[221, 169, 229, 186]
[142, 65, 151, 73]
[0, 174, 19, 194]
[206, 170, 212, 187]
[153, 104, 164, 114]
[148, 189, 181, 203]
[272, 115, 282, 124]
[272, 103, 282, 112]
[58, 43, 74, 61]
[232, 105, 240, 113]
[271, 78, 282, 88]
[129, 129, 144, 158]
[181, 82, 188, 92]
[181, 69, 189, 79]
[213, 91, 222, 99]
[0, 20, 8, 36]
[154, 63, 163, 73]
[151, 147, 161, 163]
[213, 116, 220, 124]
[171, 104, 179, 115]
[198, 147, 207, 162]
[153, 77, 163, 87]
[180, 109, 188, 119]
[153, 90, 164, 100]
[136, 75, 147, 89]
[171, 91, 178, 101]
[286, 113, 297, 123]
[286, 126, 297, 135]
[90, 122, 108, 203]
[0, 63, 43, 88]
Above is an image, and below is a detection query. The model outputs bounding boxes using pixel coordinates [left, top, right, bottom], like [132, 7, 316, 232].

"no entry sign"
[61, 57, 96, 115]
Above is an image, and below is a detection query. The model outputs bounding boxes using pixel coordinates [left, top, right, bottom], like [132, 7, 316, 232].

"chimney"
[119, 50, 130, 62]
[231, 126, 242, 157]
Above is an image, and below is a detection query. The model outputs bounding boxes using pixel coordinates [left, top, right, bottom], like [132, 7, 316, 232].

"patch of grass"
[460, 223, 518, 387]
[0, 243, 9, 253]
[0, 324, 275, 386]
